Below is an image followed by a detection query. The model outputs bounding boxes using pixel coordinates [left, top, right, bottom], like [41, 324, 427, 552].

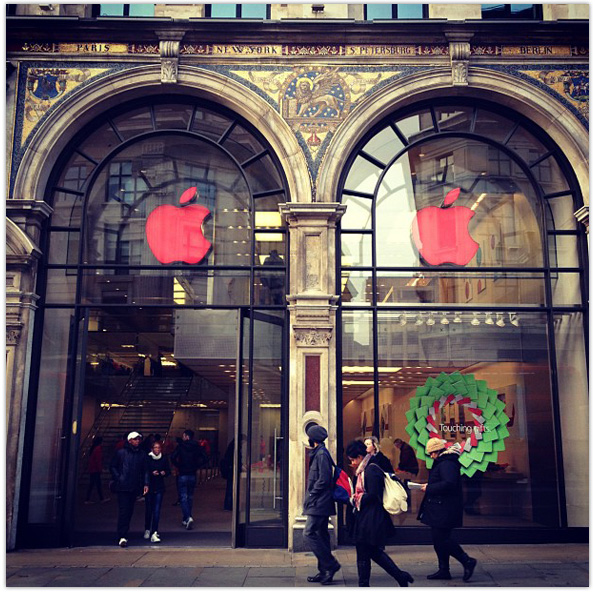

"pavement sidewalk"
[5, 544, 588, 587]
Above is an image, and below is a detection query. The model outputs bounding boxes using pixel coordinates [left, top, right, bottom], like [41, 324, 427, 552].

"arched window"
[337, 99, 588, 535]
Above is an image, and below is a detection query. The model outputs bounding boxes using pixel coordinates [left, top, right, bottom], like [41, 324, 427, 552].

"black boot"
[357, 560, 371, 587]
[374, 551, 414, 587]
[462, 557, 477, 582]
[427, 564, 452, 580]
[307, 572, 324, 583]
[319, 561, 341, 585]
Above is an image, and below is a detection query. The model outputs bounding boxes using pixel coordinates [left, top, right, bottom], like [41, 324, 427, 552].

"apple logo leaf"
[179, 186, 198, 205]
[441, 187, 460, 208]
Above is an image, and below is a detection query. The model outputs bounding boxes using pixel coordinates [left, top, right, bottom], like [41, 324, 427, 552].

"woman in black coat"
[143, 440, 171, 543]
[418, 438, 477, 581]
[364, 436, 394, 473]
[347, 440, 413, 587]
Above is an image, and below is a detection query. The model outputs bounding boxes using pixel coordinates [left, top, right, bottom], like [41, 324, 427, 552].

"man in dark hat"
[303, 424, 341, 585]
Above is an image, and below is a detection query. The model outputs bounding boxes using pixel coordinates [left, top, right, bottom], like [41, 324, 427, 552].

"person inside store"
[364, 436, 393, 473]
[393, 438, 419, 477]
[85, 436, 109, 504]
[346, 439, 414, 587]
[303, 424, 342, 585]
[143, 439, 170, 544]
[260, 249, 285, 304]
[109, 431, 146, 548]
[418, 438, 478, 582]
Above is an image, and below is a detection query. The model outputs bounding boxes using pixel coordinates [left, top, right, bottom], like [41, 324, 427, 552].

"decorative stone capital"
[279, 202, 347, 227]
[160, 40, 180, 83]
[6, 329, 21, 346]
[575, 205, 589, 233]
[449, 40, 471, 87]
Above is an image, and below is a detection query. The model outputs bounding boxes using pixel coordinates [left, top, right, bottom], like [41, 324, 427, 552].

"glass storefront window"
[341, 233, 372, 268]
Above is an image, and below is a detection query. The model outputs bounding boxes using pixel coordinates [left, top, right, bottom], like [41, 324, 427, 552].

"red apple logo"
[411, 188, 479, 266]
[146, 187, 211, 264]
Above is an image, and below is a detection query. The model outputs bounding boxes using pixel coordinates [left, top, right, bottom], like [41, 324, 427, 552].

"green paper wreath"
[404, 371, 510, 477]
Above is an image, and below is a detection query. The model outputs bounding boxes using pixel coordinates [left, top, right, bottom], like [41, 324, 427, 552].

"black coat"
[109, 443, 145, 494]
[417, 450, 464, 529]
[350, 462, 394, 547]
[144, 454, 171, 493]
[371, 451, 393, 474]
[171, 440, 207, 476]
[303, 444, 336, 517]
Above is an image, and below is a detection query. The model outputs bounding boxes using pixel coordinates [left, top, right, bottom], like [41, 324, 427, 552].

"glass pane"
[436, 106, 473, 133]
[244, 154, 282, 194]
[241, 3, 267, 18]
[191, 108, 234, 142]
[255, 269, 286, 305]
[254, 193, 285, 215]
[81, 269, 252, 306]
[78, 122, 121, 163]
[395, 109, 435, 142]
[366, 3, 392, 19]
[83, 134, 252, 265]
[474, 109, 515, 144]
[99, 4, 124, 16]
[376, 271, 546, 306]
[128, 3, 155, 16]
[211, 3, 237, 17]
[536, 156, 570, 195]
[55, 154, 93, 194]
[239, 313, 250, 526]
[553, 312, 588, 526]
[112, 107, 153, 140]
[341, 310, 375, 446]
[374, 139, 544, 267]
[341, 233, 372, 267]
[223, 124, 265, 163]
[341, 193, 372, 230]
[506, 126, 548, 164]
[545, 194, 577, 231]
[398, 4, 423, 18]
[255, 236, 286, 266]
[548, 234, 580, 268]
[249, 312, 283, 525]
[28, 308, 73, 522]
[154, 104, 193, 130]
[362, 126, 405, 165]
[341, 270, 373, 304]
[45, 268, 77, 304]
[48, 231, 80, 265]
[51, 191, 83, 228]
[551, 272, 582, 306]
[360, 310, 562, 527]
[344, 155, 382, 194]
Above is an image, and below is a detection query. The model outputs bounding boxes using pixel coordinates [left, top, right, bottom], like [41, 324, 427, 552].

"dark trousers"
[144, 491, 164, 533]
[304, 515, 338, 572]
[224, 477, 233, 510]
[177, 474, 196, 521]
[86, 472, 103, 501]
[356, 543, 403, 583]
[431, 527, 468, 567]
[117, 491, 138, 539]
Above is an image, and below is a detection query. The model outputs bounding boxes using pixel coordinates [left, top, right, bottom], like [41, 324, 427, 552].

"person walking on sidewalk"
[109, 431, 147, 547]
[303, 424, 341, 586]
[170, 429, 207, 530]
[143, 440, 171, 544]
[364, 436, 394, 473]
[346, 440, 414, 587]
[418, 438, 478, 582]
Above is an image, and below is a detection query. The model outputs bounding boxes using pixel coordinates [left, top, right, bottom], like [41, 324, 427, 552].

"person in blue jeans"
[170, 429, 207, 529]
[144, 440, 170, 543]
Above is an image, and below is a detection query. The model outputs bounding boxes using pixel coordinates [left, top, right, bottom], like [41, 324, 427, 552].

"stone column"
[279, 202, 346, 551]
[574, 205, 589, 246]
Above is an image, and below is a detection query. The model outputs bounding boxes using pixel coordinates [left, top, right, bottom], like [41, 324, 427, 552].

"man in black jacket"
[303, 424, 341, 585]
[170, 429, 207, 529]
[109, 431, 147, 547]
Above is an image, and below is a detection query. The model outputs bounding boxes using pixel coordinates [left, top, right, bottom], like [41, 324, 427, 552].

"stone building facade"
[6, 4, 589, 551]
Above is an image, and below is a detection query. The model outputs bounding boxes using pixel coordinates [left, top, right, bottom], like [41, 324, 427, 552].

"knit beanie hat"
[306, 424, 328, 443]
[426, 438, 447, 455]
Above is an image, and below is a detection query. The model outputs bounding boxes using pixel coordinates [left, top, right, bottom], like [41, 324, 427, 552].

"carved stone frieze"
[293, 327, 332, 346]
[6, 329, 21, 346]
[449, 39, 471, 87]
[160, 40, 180, 83]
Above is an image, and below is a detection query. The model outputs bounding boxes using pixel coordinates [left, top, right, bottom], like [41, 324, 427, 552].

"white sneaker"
[144, 530, 150, 539]
[150, 532, 161, 543]
[118, 538, 127, 547]
[185, 517, 194, 530]
[181, 519, 188, 527]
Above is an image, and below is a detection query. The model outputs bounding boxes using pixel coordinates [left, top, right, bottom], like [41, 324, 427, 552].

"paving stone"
[244, 577, 296, 587]
[192, 567, 249, 587]
[37, 567, 111, 587]
[140, 567, 204, 586]
[247, 567, 296, 577]
[89, 567, 157, 587]
[6, 568, 59, 587]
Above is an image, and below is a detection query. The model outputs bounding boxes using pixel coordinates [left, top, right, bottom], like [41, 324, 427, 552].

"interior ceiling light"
[485, 312, 494, 325]
[496, 313, 506, 327]
[399, 313, 407, 326]
[343, 366, 401, 373]
[510, 312, 520, 327]
[426, 313, 435, 326]
[471, 312, 481, 326]
[440, 312, 449, 325]
[415, 313, 424, 326]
